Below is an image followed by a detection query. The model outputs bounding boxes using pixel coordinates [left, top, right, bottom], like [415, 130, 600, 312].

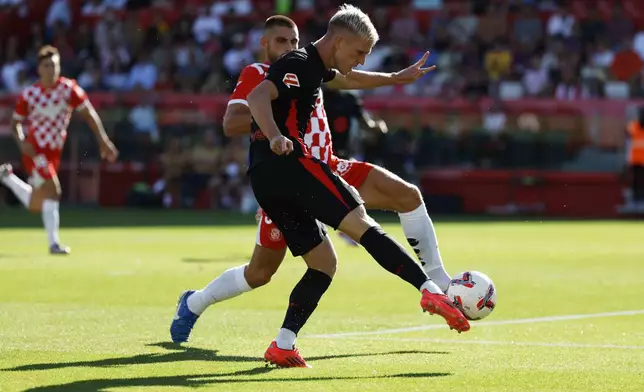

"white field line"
[305, 309, 644, 339]
[305, 336, 644, 350]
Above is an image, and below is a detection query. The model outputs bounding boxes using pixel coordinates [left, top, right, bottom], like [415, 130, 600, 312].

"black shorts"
[250, 155, 363, 256]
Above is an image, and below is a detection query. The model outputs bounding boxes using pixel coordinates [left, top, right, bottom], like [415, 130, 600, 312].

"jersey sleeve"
[229, 65, 265, 106]
[13, 94, 29, 121]
[265, 54, 309, 97]
[69, 81, 89, 111]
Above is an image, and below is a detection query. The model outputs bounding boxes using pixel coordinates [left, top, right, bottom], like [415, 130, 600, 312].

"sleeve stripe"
[74, 100, 89, 111]
[13, 113, 25, 120]
[227, 99, 248, 107]
[250, 63, 266, 75]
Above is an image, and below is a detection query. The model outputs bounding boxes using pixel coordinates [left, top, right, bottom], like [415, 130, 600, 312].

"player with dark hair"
[170, 12, 467, 365]
[0, 46, 118, 254]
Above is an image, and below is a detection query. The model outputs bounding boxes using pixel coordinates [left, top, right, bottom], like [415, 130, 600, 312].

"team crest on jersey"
[270, 228, 283, 242]
[282, 73, 300, 88]
[335, 160, 351, 175]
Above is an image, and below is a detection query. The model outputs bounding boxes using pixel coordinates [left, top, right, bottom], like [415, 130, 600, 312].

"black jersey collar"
[305, 43, 328, 75]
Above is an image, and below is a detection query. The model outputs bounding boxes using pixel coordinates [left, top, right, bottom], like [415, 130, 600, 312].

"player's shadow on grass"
[6, 341, 449, 372]
[23, 368, 452, 391]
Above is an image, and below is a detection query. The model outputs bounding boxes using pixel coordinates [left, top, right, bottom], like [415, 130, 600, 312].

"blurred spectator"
[547, 5, 575, 38]
[77, 59, 106, 91]
[94, 9, 124, 51]
[210, 0, 251, 17]
[607, 4, 635, 48]
[447, 3, 478, 45]
[482, 101, 507, 137]
[103, 0, 128, 9]
[484, 39, 513, 82]
[1, 38, 26, 93]
[513, 5, 543, 45]
[182, 130, 222, 208]
[217, 137, 247, 210]
[128, 91, 160, 143]
[81, 0, 106, 16]
[223, 33, 254, 78]
[590, 40, 615, 70]
[579, 8, 606, 45]
[523, 55, 549, 96]
[633, 30, 644, 61]
[611, 38, 644, 82]
[159, 138, 187, 208]
[478, 3, 508, 45]
[46, 0, 71, 29]
[389, 8, 422, 47]
[555, 65, 586, 100]
[128, 52, 158, 90]
[192, 5, 223, 44]
[200, 57, 228, 93]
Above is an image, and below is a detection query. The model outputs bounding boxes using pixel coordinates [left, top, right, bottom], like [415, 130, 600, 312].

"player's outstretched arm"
[222, 104, 252, 137]
[247, 80, 293, 155]
[78, 103, 119, 163]
[325, 51, 436, 90]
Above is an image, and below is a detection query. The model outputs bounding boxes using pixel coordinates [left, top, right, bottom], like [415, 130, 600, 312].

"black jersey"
[248, 43, 336, 171]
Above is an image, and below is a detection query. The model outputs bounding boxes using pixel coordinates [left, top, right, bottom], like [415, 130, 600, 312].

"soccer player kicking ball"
[0, 46, 118, 254]
[171, 7, 469, 367]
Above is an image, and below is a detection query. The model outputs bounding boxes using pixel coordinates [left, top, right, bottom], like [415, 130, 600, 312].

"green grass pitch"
[1, 210, 643, 391]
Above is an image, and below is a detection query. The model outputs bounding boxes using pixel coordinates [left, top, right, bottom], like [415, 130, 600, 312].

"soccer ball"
[446, 271, 497, 321]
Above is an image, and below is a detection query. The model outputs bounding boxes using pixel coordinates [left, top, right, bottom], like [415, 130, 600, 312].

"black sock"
[281, 268, 333, 334]
[360, 226, 428, 290]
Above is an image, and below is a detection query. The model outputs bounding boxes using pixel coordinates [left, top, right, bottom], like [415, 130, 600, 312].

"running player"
[171, 9, 468, 367]
[0, 46, 118, 254]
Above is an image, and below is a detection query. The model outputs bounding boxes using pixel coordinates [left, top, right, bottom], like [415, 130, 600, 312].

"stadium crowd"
[1, 0, 643, 210]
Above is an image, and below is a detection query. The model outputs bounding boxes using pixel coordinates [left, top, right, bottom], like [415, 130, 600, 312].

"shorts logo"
[270, 228, 282, 242]
[335, 160, 351, 175]
[282, 73, 300, 88]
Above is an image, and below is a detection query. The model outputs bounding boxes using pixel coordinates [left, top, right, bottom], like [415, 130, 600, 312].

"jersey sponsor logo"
[282, 73, 300, 88]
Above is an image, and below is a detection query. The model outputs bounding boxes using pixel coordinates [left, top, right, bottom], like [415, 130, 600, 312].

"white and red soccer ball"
[447, 271, 497, 321]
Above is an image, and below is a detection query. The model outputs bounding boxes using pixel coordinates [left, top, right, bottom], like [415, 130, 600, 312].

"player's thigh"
[256, 194, 329, 259]
[295, 157, 363, 230]
[301, 235, 338, 278]
[357, 165, 421, 213]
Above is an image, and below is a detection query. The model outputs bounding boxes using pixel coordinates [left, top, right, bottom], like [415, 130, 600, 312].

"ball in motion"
[447, 271, 497, 320]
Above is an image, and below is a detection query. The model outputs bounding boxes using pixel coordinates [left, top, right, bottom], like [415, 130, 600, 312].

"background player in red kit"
[0, 46, 118, 254]
[171, 15, 464, 349]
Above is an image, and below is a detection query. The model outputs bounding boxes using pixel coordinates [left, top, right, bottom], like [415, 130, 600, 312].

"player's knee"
[338, 205, 376, 241]
[245, 266, 274, 288]
[397, 183, 423, 212]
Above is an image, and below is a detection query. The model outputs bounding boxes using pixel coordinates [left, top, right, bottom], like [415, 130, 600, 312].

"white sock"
[186, 264, 252, 315]
[41, 199, 60, 246]
[420, 279, 443, 295]
[1, 173, 32, 208]
[276, 328, 297, 350]
[399, 203, 451, 292]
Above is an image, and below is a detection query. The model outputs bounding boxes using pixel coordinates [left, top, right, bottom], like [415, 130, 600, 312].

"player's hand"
[100, 139, 119, 163]
[391, 51, 436, 85]
[269, 135, 293, 155]
[19, 141, 36, 157]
